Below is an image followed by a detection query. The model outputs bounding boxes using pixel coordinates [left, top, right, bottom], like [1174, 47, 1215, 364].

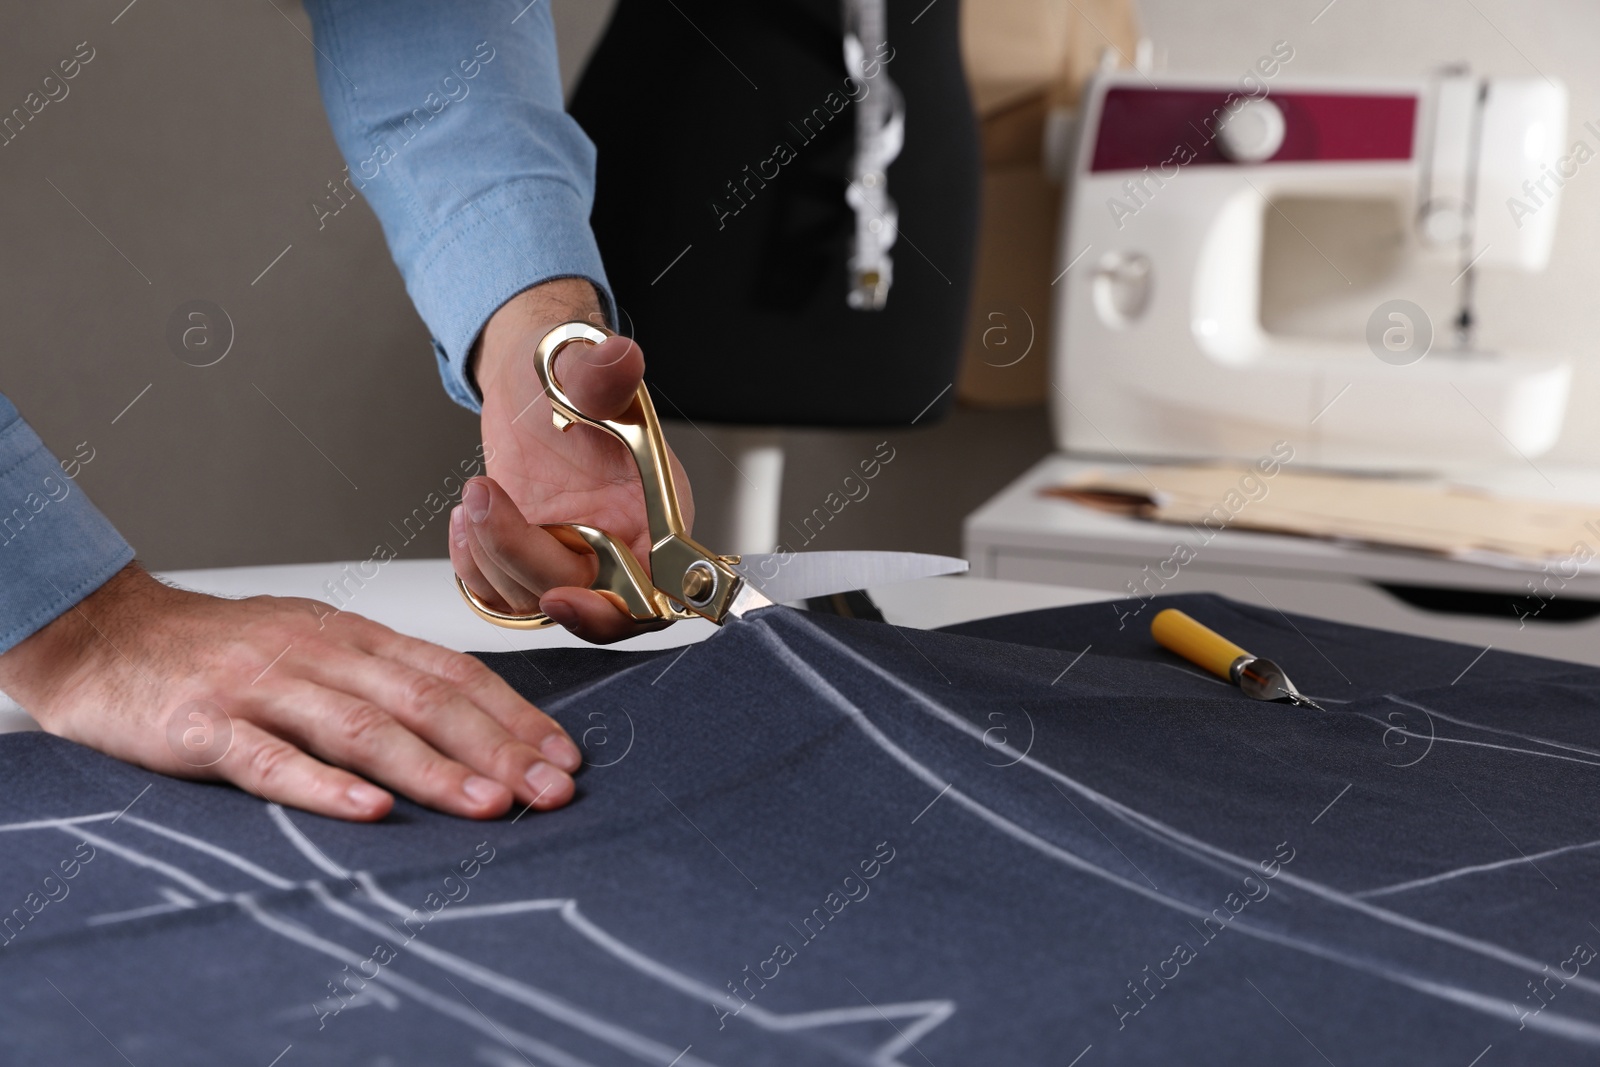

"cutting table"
[0, 561, 1113, 732]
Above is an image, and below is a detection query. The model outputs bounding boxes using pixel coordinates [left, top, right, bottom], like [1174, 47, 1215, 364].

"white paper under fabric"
[843, 0, 904, 309]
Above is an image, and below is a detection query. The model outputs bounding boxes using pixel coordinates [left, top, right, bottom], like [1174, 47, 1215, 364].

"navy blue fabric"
[2, 594, 1599, 1064]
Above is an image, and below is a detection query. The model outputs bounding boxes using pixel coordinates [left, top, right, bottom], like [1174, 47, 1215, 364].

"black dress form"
[570, 0, 979, 426]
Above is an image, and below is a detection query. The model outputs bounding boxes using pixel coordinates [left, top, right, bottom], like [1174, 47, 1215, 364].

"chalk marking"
[1358, 718, 1600, 769]
[1385, 694, 1600, 761]
[39, 803, 949, 1066]
[1358, 838, 1600, 899]
[757, 613, 1600, 1042]
[268, 803, 355, 881]
[1451, 779, 1558, 890]
[64, 825, 224, 903]
[843, 975, 953, 1066]
[88, 897, 195, 927]
[0, 812, 118, 833]
[313, 881, 729, 1067]
[125, 815, 297, 890]
[1052, 782, 1159, 891]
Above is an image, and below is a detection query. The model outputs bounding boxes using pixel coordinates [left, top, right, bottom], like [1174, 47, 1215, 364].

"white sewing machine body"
[1053, 67, 1570, 471]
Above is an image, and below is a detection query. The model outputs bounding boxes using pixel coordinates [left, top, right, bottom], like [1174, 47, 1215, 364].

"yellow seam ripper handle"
[1151, 609, 1252, 681]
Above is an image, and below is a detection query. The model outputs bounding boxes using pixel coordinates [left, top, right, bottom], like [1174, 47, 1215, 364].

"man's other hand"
[0, 564, 581, 821]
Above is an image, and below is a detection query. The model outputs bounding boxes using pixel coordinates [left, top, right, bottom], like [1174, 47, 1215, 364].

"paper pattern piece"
[1047, 465, 1600, 564]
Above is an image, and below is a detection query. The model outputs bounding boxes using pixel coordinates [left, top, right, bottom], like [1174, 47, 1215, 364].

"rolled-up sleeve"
[0, 395, 134, 654]
[303, 0, 613, 412]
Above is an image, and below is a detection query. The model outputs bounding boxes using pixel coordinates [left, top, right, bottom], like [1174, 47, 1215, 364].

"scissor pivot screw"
[682, 561, 716, 605]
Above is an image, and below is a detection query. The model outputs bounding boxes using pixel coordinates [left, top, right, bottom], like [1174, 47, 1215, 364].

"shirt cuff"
[408, 178, 615, 413]
[0, 406, 134, 655]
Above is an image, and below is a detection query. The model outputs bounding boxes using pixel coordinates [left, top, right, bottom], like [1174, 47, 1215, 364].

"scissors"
[455, 322, 967, 630]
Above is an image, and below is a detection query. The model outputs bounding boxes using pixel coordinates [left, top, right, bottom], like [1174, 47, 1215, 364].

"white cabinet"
[965, 455, 1600, 666]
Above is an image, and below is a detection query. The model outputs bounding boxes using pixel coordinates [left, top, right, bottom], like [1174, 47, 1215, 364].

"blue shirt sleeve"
[0, 394, 134, 655]
[302, 0, 614, 412]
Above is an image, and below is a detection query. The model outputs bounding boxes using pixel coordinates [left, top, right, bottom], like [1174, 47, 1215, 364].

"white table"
[0, 560, 1112, 732]
[966, 454, 1600, 666]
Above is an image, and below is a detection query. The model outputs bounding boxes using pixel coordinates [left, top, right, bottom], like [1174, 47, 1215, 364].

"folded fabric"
[1, 594, 1597, 1065]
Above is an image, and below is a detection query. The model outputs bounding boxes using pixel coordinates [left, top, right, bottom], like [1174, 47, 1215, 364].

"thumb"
[556, 335, 645, 421]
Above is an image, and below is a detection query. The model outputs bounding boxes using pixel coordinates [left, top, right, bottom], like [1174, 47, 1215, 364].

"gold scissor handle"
[455, 575, 557, 630]
[531, 323, 742, 621]
[454, 322, 745, 631]
[454, 522, 698, 629]
[535, 324, 689, 547]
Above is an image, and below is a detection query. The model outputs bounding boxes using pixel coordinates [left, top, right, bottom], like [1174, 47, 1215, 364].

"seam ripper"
[1151, 608, 1327, 712]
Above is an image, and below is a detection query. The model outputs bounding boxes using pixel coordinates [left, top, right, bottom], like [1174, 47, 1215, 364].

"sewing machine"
[965, 63, 1600, 662]
[1053, 67, 1571, 470]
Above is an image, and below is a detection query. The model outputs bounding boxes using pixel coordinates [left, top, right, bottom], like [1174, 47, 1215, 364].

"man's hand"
[451, 279, 695, 643]
[0, 564, 581, 821]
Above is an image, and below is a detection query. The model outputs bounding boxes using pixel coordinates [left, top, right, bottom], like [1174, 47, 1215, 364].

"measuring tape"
[842, 0, 903, 310]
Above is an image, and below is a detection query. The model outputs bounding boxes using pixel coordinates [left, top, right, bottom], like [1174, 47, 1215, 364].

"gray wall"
[1, 1, 480, 570]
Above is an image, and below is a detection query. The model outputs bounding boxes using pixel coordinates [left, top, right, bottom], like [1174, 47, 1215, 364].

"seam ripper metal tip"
[1151, 608, 1327, 712]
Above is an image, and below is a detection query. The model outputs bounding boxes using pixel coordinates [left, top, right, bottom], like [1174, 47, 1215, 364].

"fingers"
[458, 477, 533, 612]
[212, 616, 581, 822]
[453, 478, 595, 614]
[449, 505, 505, 608]
[556, 334, 645, 421]
[451, 475, 671, 642]
[343, 623, 584, 775]
[218, 719, 394, 822]
[262, 678, 531, 820]
[538, 587, 669, 645]
[330, 656, 576, 812]
[452, 476, 652, 641]
[451, 500, 535, 615]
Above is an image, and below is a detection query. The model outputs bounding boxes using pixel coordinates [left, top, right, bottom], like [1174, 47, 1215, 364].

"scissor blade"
[731, 551, 968, 607]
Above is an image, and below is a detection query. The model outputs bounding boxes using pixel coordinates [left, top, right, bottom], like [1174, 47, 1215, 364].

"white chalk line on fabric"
[756, 612, 1600, 1044]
